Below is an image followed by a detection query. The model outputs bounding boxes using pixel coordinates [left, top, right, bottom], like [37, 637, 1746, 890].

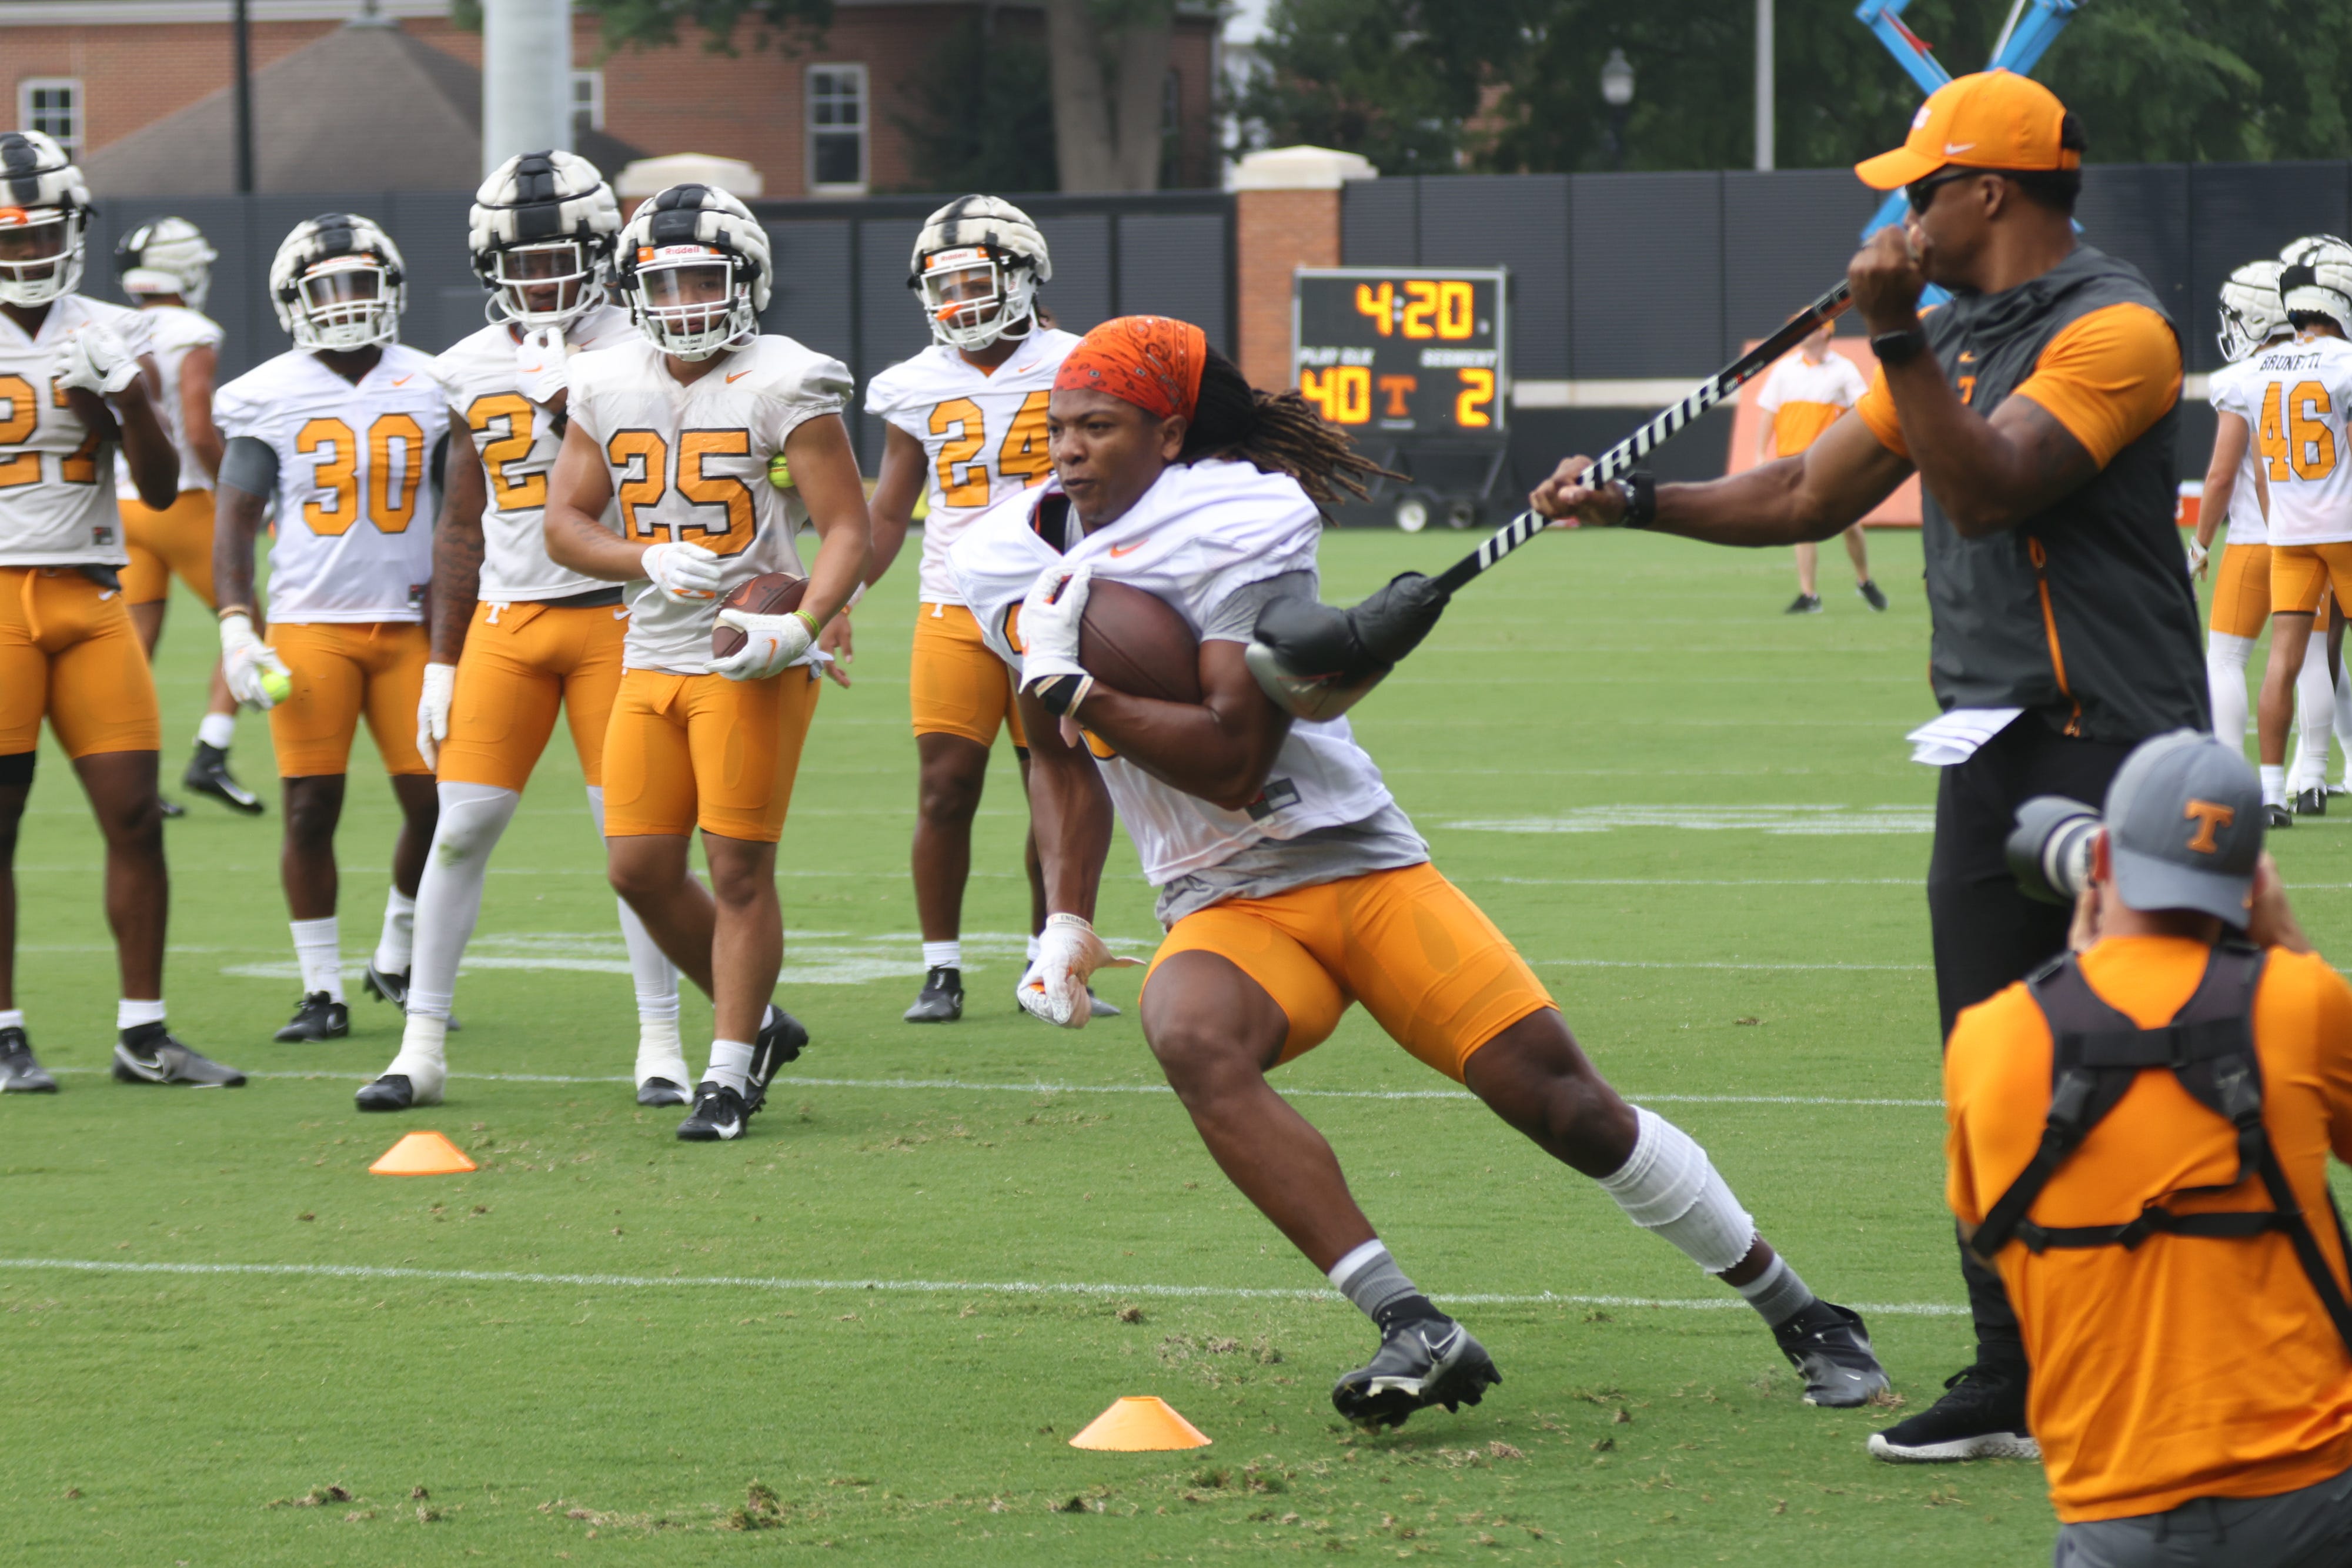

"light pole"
[1755, 0, 1774, 170]
[1600, 48, 1635, 170]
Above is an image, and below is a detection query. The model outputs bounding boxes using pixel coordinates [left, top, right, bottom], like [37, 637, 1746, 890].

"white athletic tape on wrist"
[1596, 1106, 1756, 1274]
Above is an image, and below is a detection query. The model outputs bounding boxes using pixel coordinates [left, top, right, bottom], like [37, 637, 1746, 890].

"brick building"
[0, 0, 1221, 197]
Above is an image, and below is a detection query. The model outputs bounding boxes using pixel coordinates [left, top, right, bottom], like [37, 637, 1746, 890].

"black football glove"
[1243, 571, 1452, 721]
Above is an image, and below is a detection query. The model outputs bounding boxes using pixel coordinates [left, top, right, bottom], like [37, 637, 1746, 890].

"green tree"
[890, 12, 1060, 195]
[572, 0, 830, 54]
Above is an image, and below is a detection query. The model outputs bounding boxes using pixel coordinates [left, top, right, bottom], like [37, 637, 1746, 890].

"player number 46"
[2260, 379, 2339, 482]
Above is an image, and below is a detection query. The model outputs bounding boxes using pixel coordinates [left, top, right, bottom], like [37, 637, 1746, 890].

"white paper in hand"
[1906, 708, 2024, 767]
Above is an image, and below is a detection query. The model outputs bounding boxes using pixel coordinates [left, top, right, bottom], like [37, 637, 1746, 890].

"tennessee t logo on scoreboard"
[1292, 268, 1509, 436]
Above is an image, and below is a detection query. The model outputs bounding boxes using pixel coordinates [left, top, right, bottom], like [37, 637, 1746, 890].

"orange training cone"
[368, 1130, 476, 1176]
[1068, 1396, 1211, 1451]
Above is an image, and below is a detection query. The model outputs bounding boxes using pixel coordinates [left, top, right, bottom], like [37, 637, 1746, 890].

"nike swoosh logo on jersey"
[726, 370, 751, 383]
[1108, 539, 1149, 556]
[390, 376, 413, 386]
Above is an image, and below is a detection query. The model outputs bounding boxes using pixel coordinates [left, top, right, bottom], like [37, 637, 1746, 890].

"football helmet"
[116, 216, 219, 312]
[614, 184, 770, 360]
[269, 213, 406, 351]
[469, 149, 620, 332]
[2217, 258, 2288, 362]
[0, 130, 93, 308]
[2280, 236, 2352, 333]
[907, 195, 1051, 352]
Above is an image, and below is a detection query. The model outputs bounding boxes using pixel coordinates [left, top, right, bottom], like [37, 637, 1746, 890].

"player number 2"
[466, 393, 545, 510]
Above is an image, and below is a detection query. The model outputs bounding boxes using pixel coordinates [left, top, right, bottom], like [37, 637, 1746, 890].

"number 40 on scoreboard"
[1291, 268, 1509, 436]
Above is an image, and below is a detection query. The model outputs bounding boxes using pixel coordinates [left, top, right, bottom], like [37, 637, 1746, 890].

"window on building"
[20, 79, 82, 158]
[571, 69, 605, 139]
[807, 64, 867, 194]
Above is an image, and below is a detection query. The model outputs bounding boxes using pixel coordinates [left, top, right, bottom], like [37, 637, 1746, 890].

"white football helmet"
[116, 216, 219, 313]
[0, 130, 92, 308]
[907, 195, 1051, 352]
[470, 149, 620, 332]
[2280, 237, 2352, 333]
[614, 184, 770, 360]
[270, 213, 406, 352]
[2217, 259, 2289, 362]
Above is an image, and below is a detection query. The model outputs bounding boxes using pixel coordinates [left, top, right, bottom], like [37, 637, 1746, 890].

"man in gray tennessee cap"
[1937, 728, 2352, 1567]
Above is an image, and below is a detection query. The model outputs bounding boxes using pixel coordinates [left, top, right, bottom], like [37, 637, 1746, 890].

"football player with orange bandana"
[212, 214, 449, 1044]
[544, 183, 870, 1141]
[863, 196, 1085, 1023]
[0, 129, 246, 1091]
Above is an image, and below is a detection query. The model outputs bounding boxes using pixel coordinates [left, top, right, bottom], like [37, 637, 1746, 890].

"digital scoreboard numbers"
[1292, 268, 1509, 436]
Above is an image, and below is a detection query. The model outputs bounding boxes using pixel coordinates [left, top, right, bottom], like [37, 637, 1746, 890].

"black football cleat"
[903, 965, 964, 1023]
[111, 1025, 245, 1086]
[676, 1081, 753, 1142]
[0, 1026, 58, 1093]
[2269, 803, 2296, 830]
[158, 797, 186, 818]
[355, 1062, 446, 1110]
[1866, 1363, 2037, 1463]
[1857, 579, 1889, 612]
[1784, 592, 1823, 615]
[359, 965, 457, 1030]
[744, 1004, 807, 1112]
[1331, 1317, 1501, 1430]
[182, 741, 265, 814]
[2295, 785, 2328, 817]
[1773, 1300, 1890, 1408]
[636, 1076, 691, 1108]
[274, 992, 349, 1042]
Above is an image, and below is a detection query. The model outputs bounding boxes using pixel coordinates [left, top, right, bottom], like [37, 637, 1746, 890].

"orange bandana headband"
[1054, 315, 1207, 422]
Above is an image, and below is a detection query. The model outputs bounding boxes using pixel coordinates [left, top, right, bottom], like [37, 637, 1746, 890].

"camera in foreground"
[2007, 795, 2102, 905]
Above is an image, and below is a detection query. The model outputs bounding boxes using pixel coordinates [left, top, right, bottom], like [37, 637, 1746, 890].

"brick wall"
[1235, 188, 1340, 389]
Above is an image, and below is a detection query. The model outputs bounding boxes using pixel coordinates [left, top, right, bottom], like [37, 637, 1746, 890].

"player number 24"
[2260, 379, 2339, 482]
[607, 427, 759, 556]
[930, 392, 1051, 509]
[0, 373, 106, 490]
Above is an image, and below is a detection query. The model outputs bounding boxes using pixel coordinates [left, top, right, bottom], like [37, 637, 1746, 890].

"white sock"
[373, 888, 417, 977]
[290, 917, 343, 1002]
[635, 1018, 690, 1087]
[2207, 633, 2254, 755]
[196, 711, 236, 750]
[2337, 663, 2352, 788]
[390, 1013, 448, 1074]
[0, 1008, 22, 1032]
[2263, 763, 2288, 807]
[923, 940, 961, 971]
[704, 1038, 754, 1096]
[2294, 631, 2335, 790]
[407, 782, 520, 1021]
[116, 997, 166, 1031]
[586, 787, 680, 1031]
[1595, 1107, 1758, 1274]
[1026, 934, 1041, 964]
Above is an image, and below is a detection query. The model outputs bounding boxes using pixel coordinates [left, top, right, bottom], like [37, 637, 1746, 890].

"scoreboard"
[1291, 268, 1509, 437]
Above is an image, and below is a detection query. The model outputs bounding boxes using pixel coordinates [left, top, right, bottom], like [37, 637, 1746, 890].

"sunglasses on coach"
[1905, 168, 1984, 213]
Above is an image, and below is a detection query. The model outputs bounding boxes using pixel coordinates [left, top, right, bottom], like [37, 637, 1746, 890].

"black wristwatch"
[1870, 326, 1929, 366]
[1613, 471, 1656, 529]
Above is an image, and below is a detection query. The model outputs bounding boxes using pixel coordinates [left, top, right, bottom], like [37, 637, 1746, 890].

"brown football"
[710, 571, 808, 659]
[1078, 579, 1202, 706]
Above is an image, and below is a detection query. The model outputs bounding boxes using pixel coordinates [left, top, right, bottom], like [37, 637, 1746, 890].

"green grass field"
[8, 525, 2348, 1565]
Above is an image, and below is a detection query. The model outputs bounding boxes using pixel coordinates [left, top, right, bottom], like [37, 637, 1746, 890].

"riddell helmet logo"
[2184, 799, 2236, 854]
[0, 207, 26, 228]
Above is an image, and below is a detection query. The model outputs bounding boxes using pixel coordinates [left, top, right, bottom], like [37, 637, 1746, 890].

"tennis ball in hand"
[259, 668, 292, 705]
[767, 453, 793, 490]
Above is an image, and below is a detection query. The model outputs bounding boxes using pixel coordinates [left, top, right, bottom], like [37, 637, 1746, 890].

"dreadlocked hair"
[1179, 346, 1397, 509]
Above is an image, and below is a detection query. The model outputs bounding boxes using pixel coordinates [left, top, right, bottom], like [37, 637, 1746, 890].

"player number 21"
[0, 372, 105, 490]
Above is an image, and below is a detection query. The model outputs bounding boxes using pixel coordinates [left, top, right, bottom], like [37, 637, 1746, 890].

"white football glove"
[1015, 912, 1140, 1029]
[515, 325, 569, 403]
[639, 540, 723, 601]
[219, 611, 292, 711]
[1017, 563, 1094, 712]
[416, 661, 457, 770]
[51, 322, 139, 397]
[708, 607, 820, 681]
[2186, 537, 2210, 579]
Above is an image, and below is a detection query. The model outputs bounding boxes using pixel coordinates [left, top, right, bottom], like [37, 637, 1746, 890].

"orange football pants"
[910, 601, 1025, 748]
[265, 621, 432, 778]
[0, 567, 161, 758]
[119, 490, 217, 608]
[600, 666, 821, 842]
[2269, 543, 2352, 620]
[436, 600, 628, 791]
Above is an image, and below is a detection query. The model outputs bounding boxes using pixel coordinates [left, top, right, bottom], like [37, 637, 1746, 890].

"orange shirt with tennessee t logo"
[1753, 350, 1868, 458]
[1945, 936, 2352, 1523]
[1855, 301, 2181, 467]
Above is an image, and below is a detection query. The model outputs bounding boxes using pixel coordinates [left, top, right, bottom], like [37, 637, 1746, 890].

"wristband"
[1616, 471, 1656, 529]
[844, 582, 867, 613]
[217, 604, 255, 621]
[791, 608, 823, 638]
[1028, 672, 1094, 717]
[1870, 327, 1929, 366]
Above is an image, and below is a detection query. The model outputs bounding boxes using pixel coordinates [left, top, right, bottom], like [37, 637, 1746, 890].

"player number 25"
[296, 413, 428, 535]
[607, 427, 759, 556]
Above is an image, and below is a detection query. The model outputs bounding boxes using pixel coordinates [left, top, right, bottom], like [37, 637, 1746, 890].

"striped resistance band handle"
[1430, 278, 1855, 597]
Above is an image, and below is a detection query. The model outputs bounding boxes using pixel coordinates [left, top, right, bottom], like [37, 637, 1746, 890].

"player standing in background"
[2249, 239, 2352, 830]
[112, 218, 262, 817]
[356, 152, 691, 1112]
[544, 183, 870, 1141]
[2194, 259, 2290, 761]
[0, 129, 245, 1091]
[863, 196, 1090, 1023]
[212, 215, 448, 1043]
[956, 317, 1887, 1427]
[1753, 320, 1885, 614]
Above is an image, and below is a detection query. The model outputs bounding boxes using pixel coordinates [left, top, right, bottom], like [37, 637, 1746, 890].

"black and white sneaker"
[1087, 988, 1121, 1019]
[355, 1074, 418, 1111]
[744, 1005, 807, 1112]
[0, 1026, 57, 1093]
[2269, 802, 2296, 830]
[676, 1081, 751, 1141]
[1784, 592, 1823, 615]
[158, 797, 186, 818]
[274, 992, 349, 1042]
[183, 741, 265, 814]
[903, 966, 964, 1023]
[358, 965, 457, 1031]
[636, 1077, 691, 1108]
[2296, 785, 2329, 817]
[1331, 1316, 1501, 1430]
[1857, 579, 1889, 611]
[1866, 1364, 2037, 1463]
[1773, 1301, 1890, 1408]
[111, 1025, 245, 1086]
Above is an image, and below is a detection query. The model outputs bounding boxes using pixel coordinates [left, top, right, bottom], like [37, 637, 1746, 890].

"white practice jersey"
[2207, 353, 2276, 546]
[567, 333, 851, 675]
[431, 304, 635, 601]
[114, 303, 224, 499]
[865, 328, 1079, 603]
[950, 459, 1405, 889]
[215, 345, 448, 624]
[1753, 350, 1867, 456]
[0, 295, 152, 567]
[2248, 333, 2352, 547]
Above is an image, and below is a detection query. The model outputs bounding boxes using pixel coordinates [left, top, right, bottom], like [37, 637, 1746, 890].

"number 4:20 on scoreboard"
[1291, 268, 1509, 436]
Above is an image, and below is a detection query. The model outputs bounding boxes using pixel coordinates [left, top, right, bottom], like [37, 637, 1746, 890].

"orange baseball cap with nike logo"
[1855, 71, 2082, 190]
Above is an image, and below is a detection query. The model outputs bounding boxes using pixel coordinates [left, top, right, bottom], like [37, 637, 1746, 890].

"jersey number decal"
[0, 374, 103, 490]
[296, 413, 427, 534]
[930, 391, 1054, 508]
[2263, 380, 2340, 482]
[466, 393, 544, 510]
[998, 392, 1053, 487]
[607, 427, 759, 557]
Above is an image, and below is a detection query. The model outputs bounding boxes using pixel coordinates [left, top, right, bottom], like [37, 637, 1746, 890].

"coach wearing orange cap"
[1534, 72, 2207, 1465]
